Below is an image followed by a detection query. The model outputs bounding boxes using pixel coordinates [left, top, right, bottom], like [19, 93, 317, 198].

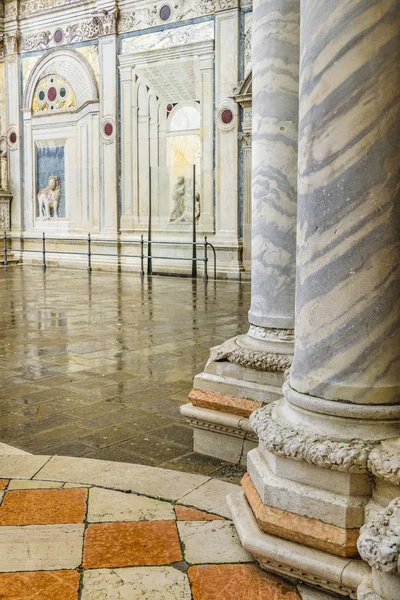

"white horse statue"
[38, 176, 61, 220]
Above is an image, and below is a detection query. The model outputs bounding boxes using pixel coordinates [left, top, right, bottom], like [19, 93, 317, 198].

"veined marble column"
[181, 0, 300, 465]
[230, 2, 400, 596]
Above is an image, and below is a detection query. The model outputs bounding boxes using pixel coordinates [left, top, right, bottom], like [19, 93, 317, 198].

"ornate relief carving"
[207, 336, 292, 373]
[238, 132, 251, 147]
[119, 0, 237, 35]
[251, 403, 375, 474]
[368, 442, 400, 486]
[358, 499, 400, 574]
[248, 324, 294, 342]
[38, 176, 61, 220]
[19, 0, 81, 17]
[4, 1, 18, 20]
[21, 10, 117, 52]
[0, 195, 12, 230]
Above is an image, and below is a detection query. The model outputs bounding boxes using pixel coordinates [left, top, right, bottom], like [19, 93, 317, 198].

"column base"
[227, 489, 370, 599]
[181, 402, 257, 465]
[242, 471, 360, 558]
[180, 331, 293, 463]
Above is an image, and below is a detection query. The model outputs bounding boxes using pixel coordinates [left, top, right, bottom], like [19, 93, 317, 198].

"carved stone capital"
[358, 499, 400, 574]
[207, 335, 292, 373]
[238, 131, 252, 147]
[251, 402, 375, 474]
[5, 31, 19, 55]
[95, 8, 118, 36]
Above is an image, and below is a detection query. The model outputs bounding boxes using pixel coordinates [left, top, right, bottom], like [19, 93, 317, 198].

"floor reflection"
[0, 268, 250, 482]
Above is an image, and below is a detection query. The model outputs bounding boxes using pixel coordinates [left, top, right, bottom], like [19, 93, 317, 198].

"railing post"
[87, 233, 92, 272]
[42, 232, 46, 271]
[204, 236, 208, 280]
[192, 164, 197, 278]
[3, 231, 7, 267]
[140, 235, 144, 277]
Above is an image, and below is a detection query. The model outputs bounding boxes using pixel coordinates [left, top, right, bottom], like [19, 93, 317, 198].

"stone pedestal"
[231, 0, 400, 596]
[181, 0, 299, 463]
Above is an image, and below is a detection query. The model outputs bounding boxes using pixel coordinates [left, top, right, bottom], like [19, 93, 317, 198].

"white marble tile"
[177, 520, 253, 564]
[177, 478, 240, 518]
[81, 567, 191, 599]
[35, 456, 210, 501]
[0, 456, 51, 480]
[0, 524, 84, 572]
[87, 487, 175, 522]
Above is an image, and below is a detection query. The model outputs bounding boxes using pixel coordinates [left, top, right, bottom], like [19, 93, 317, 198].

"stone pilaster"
[181, 0, 300, 464]
[230, 0, 400, 596]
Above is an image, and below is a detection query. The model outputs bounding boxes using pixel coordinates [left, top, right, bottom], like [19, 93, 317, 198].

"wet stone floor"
[0, 268, 250, 482]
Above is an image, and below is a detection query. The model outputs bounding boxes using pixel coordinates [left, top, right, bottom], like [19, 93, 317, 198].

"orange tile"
[0, 479, 9, 490]
[189, 389, 262, 418]
[0, 488, 87, 526]
[83, 520, 182, 569]
[175, 505, 225, 521]
[189, 564, 301, 600]
[0, 570, 79, 599]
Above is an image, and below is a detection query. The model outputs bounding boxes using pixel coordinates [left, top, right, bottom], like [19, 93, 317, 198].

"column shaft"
[248, 0, 299, 330]
[290, 0, 400, 405]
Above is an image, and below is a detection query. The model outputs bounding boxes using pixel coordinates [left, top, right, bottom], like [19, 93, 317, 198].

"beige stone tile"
[0, 524, 85, 572]
[0, 442, 30, 456]
[87, 487, 175, 522]
[0, 455, 51, 479]
[177, 520, 253, 564]
[81, 567, 191, 599]
[35, 456, 210, 501]
[177, 478, 240, 518]
[63, 483, 90, 488]
[8, 479, 64, 490]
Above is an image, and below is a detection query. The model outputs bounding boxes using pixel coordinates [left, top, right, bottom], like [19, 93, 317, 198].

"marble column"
[230, 1, 400, 596]
[180, 0, 300, 465]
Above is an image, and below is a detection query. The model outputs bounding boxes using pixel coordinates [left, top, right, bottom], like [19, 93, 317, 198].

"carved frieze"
[119, 0, 238, 35]
[20, 10, 117, 53]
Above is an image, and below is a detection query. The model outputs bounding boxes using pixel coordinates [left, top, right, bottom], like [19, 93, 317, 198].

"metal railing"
[3, 231, 217, 279]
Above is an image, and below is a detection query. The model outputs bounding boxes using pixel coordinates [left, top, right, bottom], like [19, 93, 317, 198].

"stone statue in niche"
[38, 176, 61, 219]
[169, 176, 201, 223]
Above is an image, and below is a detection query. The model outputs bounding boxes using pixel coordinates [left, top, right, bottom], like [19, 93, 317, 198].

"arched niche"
[23, 49, 98, 114]
[23, 49, 100, 233]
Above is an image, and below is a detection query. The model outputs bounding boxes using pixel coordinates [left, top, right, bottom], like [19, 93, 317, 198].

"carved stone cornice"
[251, 402, 375, 474]
[358, 498, 400, 574]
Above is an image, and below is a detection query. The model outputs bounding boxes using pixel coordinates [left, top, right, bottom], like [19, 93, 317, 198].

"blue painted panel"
[36, 146, 65, 218]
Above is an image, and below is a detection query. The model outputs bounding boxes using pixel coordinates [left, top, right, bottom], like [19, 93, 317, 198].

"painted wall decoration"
[36, 146, 65, 218]
[33, 76, 76, 113]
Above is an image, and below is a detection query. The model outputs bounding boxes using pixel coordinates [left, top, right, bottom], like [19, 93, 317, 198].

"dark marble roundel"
[39, 90, 45, 102]
[159, 4, 171, 21]
[9, 131, 17, 144]
[104, 122, 113, 137]
[48, 87, 57, 102]
[221, 109, 234, 124]
[167, 103, 174, 112]
[54, 29, 64, 44]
